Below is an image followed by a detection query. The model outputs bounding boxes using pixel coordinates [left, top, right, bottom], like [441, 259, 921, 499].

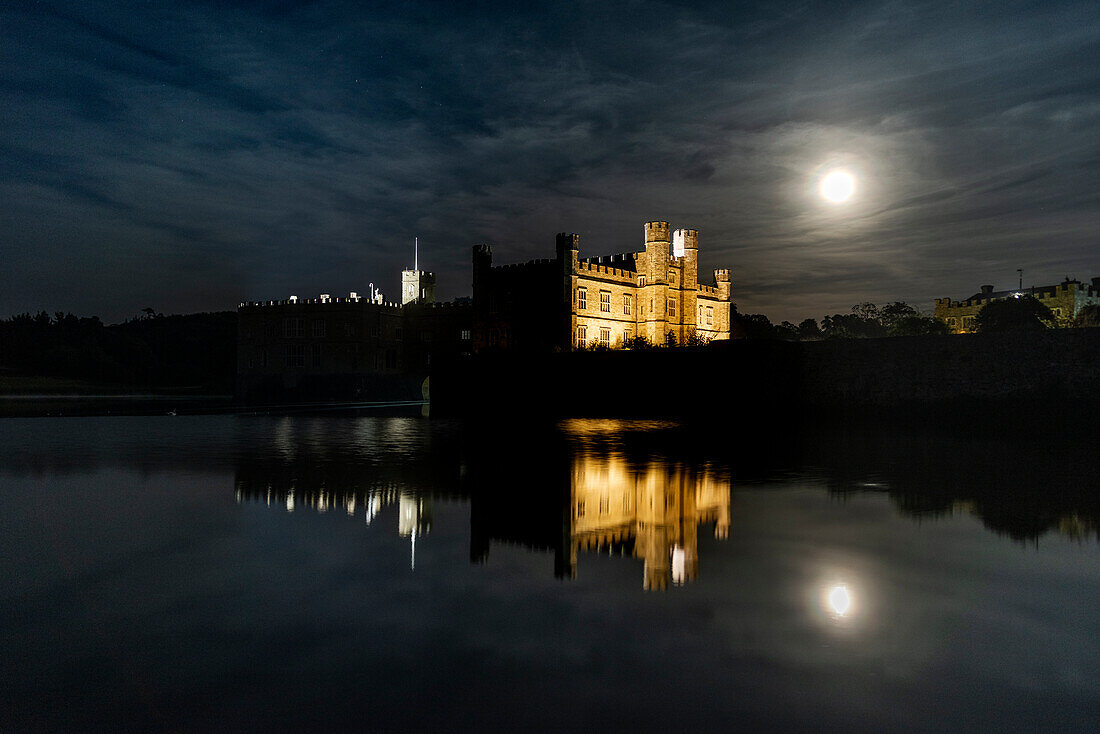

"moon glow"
[821, 170, 856, 202]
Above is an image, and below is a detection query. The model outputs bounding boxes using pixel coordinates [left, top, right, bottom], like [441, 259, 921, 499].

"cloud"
[0, 0, 1096, 321]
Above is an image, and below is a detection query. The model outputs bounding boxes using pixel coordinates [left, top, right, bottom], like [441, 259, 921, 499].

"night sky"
[2, 1, 1097, 323]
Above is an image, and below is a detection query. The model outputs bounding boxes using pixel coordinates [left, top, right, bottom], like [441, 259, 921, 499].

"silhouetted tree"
[821, 312, 886, 339]
[775, 321, 800, 341]
[798, 318, 823, 340]
[976, 296, 1054, 332]
[889, 315, 950, 336]
[731, 311, 779, 339]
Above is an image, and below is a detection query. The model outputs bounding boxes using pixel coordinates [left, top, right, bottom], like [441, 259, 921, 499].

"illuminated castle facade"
[473, 221, 733, 351]
[934, 276, 1100, 332]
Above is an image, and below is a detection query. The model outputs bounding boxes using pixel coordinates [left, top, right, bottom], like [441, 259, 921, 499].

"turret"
[472, 245, 493, 307]
[401, 269, 435, 305]
[556, 232, 579, 275]
[673, 228, 698, 288]
[714, 269, 731, 301]
[644, 221, 670, 283]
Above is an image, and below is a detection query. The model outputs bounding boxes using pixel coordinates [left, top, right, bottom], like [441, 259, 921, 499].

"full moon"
[821, 170, 855, 202]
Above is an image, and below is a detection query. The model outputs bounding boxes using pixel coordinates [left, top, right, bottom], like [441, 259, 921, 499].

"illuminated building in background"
[934, 276, 1100, 332]
[473, 222, 733, 351]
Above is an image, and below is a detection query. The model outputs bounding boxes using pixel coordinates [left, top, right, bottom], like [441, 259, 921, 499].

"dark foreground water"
[1, 415, 1098, 732]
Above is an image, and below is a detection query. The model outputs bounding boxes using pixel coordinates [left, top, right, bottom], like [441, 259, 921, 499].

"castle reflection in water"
[234, 420, 730, 591]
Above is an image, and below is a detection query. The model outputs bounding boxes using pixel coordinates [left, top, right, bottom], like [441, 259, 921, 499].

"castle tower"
[673, 228, 698, 289]
[402, 238, 436, 305]
[401, 269, 436, 305]
[714, 269, 731, 301]
[557, 233, 580, 348]
[644, 221, 670, 284]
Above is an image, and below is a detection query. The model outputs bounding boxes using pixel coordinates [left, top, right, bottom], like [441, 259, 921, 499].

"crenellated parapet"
[576, 261, 638, 281]
[238, 296, 401, 310]
[644, 220, 670, 243]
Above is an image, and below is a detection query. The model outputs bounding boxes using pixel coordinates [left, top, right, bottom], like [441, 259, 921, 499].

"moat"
[1, 414, 1097, 731]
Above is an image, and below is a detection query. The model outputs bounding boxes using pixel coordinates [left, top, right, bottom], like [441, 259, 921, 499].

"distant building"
[473, 221, 733, 351]
[934, 276, 1100, 332]
[236, 271, 470, 403]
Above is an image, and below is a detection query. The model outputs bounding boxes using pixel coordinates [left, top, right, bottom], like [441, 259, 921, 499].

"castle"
[235, 259, 471, 402]
[473, 221, 732, 351]
[934, 276, 1100, 332]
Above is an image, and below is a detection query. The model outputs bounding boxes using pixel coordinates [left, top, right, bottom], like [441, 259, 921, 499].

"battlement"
[473, 244, 492, 257]
[576, 261, 638, 281]
[644, 221, 670, 242]
[556, 232, 580, 250]
[714, 269, 731, 282]
[672, 228, 698, 257]
[494, 258, 557, 272]
[238, 296, 401, 310]
[580, 253, 638, 267]
[698, 284, 719, 296]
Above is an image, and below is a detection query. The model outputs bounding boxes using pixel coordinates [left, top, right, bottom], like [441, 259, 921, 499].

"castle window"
[311, 319, 326, 338]
[667, 298, 677, 318]
[577, 500, 585, 518]
[599, 290, 611, 312]
[624, 328, 633, 344]
[576, 325, 587, 345]
[285, 343, 305, 368]
[283, 318, 304, 338]
[344, 322, 356, 338]
[311, 343, 322, 368]
[638, 275, 646, 287]
[599, 328, 611, 346]
[577, 287, 587, 310]
[460, 329, 471, 341]
[599, 496, 609, 514]
[623, 294, 632, 315]
[396, 327, 404, 341]
[707, 306, 714, 326]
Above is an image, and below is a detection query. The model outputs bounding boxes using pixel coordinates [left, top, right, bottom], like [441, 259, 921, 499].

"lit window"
[623, 294, 632, 315]
[599, 327, 611, 346]
[667, 298, 676, 318]
[460, 329, 471, 340]
[577, 287, 587, 310]
[599, 290, 611, 312]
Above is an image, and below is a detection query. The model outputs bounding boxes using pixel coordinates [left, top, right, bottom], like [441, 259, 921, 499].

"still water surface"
[1, 415, 1097, 731]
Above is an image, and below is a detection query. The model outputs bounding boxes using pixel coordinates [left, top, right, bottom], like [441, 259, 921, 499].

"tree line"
[733, 297, 1100, 340]
[0, 310, 237, 390]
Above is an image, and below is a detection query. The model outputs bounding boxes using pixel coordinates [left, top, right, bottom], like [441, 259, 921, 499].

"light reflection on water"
[0, 414, 1098, 732]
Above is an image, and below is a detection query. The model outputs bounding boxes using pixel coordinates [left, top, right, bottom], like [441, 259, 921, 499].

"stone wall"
[432, 328, 1100, 419]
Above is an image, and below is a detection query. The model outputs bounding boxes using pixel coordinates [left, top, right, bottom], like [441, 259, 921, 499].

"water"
[1, 415, 1097, 732]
